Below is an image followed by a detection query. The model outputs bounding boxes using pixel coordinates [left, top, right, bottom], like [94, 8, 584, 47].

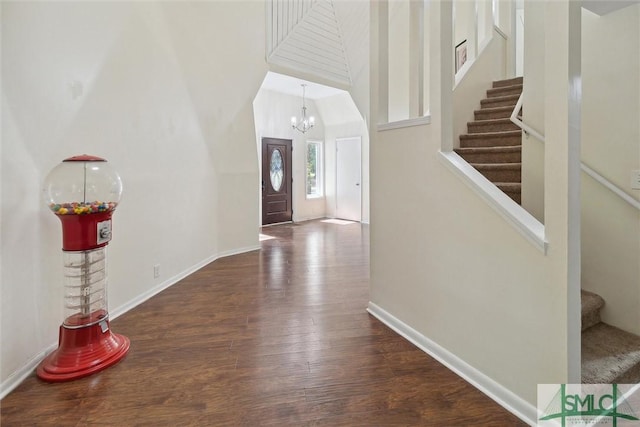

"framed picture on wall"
[455, 39, 468, 73]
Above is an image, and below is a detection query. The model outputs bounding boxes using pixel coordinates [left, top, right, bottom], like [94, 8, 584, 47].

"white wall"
[454, 0, 477, 66]
[521, 0, 545, 222]
[478, 0, 494, 50]
[515, 3, 524, 76]
[1, 1, 265, 393]
[452, 28, 506, 148]
[369, 0, 579, 413]
[253, 89, 326, 223]
[496, 0, 516, 78]
[387, 1, 410, 122]
[581, 5, 640, 335]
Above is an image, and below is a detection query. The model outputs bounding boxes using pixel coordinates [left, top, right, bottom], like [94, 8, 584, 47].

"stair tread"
[471, 162, 521, 169]
[494, 182, 521, 189]
[468, 118, 515, 125]
[481, 94, 520, 103]
[582, 322, 640, 384]
[486, 84, 523, 97]
[474, 108, 514, 120]
[493, 77, 523, 88]
[475, 106, 513, 113]
[489, 83, 522, 91]
[455, 145, 521, 153]
[460, 130, 522, 139]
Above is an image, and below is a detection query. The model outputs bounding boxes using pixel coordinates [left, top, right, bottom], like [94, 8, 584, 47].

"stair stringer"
[438, 150, 547, 254]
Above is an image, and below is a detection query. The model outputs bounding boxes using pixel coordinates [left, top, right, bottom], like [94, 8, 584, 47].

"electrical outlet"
[632, 170, 640, 190]
[153, 264, 160, 278]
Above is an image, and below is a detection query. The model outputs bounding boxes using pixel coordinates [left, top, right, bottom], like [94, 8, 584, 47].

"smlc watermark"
[538, 384, 640, 426]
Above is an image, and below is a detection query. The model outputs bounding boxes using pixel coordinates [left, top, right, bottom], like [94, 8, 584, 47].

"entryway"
[253, 72, 370, 227]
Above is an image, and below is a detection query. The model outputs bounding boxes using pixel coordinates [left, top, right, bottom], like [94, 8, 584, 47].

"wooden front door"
[262, 137, 293, 225]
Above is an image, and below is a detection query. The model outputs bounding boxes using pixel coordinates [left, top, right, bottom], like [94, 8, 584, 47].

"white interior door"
[336, 137, 362, 222]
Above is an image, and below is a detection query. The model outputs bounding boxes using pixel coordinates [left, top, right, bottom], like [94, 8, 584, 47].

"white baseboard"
[0, 244, 260, 400]
[217, 244, 261, 258]
[367, 302, 537, 426]
[293, 214, 325, 223]
[0, 344, 57, 401]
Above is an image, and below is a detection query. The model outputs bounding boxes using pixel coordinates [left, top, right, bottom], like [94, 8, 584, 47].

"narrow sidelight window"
[306, 141, 323, 198]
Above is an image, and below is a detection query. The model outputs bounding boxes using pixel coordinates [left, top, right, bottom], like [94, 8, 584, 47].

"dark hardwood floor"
[1, 220, 526, 426]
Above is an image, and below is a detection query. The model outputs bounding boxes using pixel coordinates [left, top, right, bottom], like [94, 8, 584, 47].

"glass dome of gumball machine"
[37, 155, 130, 382]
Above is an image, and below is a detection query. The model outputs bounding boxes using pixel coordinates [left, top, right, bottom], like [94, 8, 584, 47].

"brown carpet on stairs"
[454, 77, 523, 204]
[581, 289, 640, 384]
[581, 290, 605, 331]
[582, 323, 640, 384]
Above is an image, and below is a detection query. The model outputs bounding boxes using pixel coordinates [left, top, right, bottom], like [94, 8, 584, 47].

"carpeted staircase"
[454, 80, 640, 385]
[581, 290, 640, 383]
[455, 77, 523, 204]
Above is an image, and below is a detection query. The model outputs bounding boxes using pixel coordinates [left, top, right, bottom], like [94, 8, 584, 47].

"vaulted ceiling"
[266, 0, 369, 89]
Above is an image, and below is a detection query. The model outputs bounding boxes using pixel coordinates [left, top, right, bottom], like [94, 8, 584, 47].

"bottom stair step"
[582, 323, 640, 384]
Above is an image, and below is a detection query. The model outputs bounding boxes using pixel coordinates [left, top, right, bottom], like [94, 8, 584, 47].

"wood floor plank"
[1, 220, 526, 426]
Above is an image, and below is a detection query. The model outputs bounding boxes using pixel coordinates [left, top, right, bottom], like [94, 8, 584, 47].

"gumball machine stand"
[37, 155, 130, 382]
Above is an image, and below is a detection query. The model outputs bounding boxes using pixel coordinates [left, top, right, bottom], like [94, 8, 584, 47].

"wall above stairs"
[581, 3, 640, 337]
[451, 27, 507, 151]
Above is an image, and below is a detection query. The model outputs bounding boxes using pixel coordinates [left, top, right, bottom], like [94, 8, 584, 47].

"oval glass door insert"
[270, 149, 284, 192]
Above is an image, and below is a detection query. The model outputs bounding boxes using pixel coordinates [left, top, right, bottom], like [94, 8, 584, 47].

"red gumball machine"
[37, 155, 130, 382]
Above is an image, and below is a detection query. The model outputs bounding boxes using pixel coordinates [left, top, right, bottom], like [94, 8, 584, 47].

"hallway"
[1, 220, 525, 425]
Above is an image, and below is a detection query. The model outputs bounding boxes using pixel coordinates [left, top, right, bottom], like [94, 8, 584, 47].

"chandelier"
[291, 84, 315, 133]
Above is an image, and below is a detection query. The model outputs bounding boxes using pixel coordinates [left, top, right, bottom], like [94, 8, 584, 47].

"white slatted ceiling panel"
[267, 0, 351, 86]
[332, 1, 369, 80]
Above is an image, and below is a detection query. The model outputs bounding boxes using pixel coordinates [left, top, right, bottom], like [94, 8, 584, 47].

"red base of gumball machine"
[36, 317, 130, 382]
